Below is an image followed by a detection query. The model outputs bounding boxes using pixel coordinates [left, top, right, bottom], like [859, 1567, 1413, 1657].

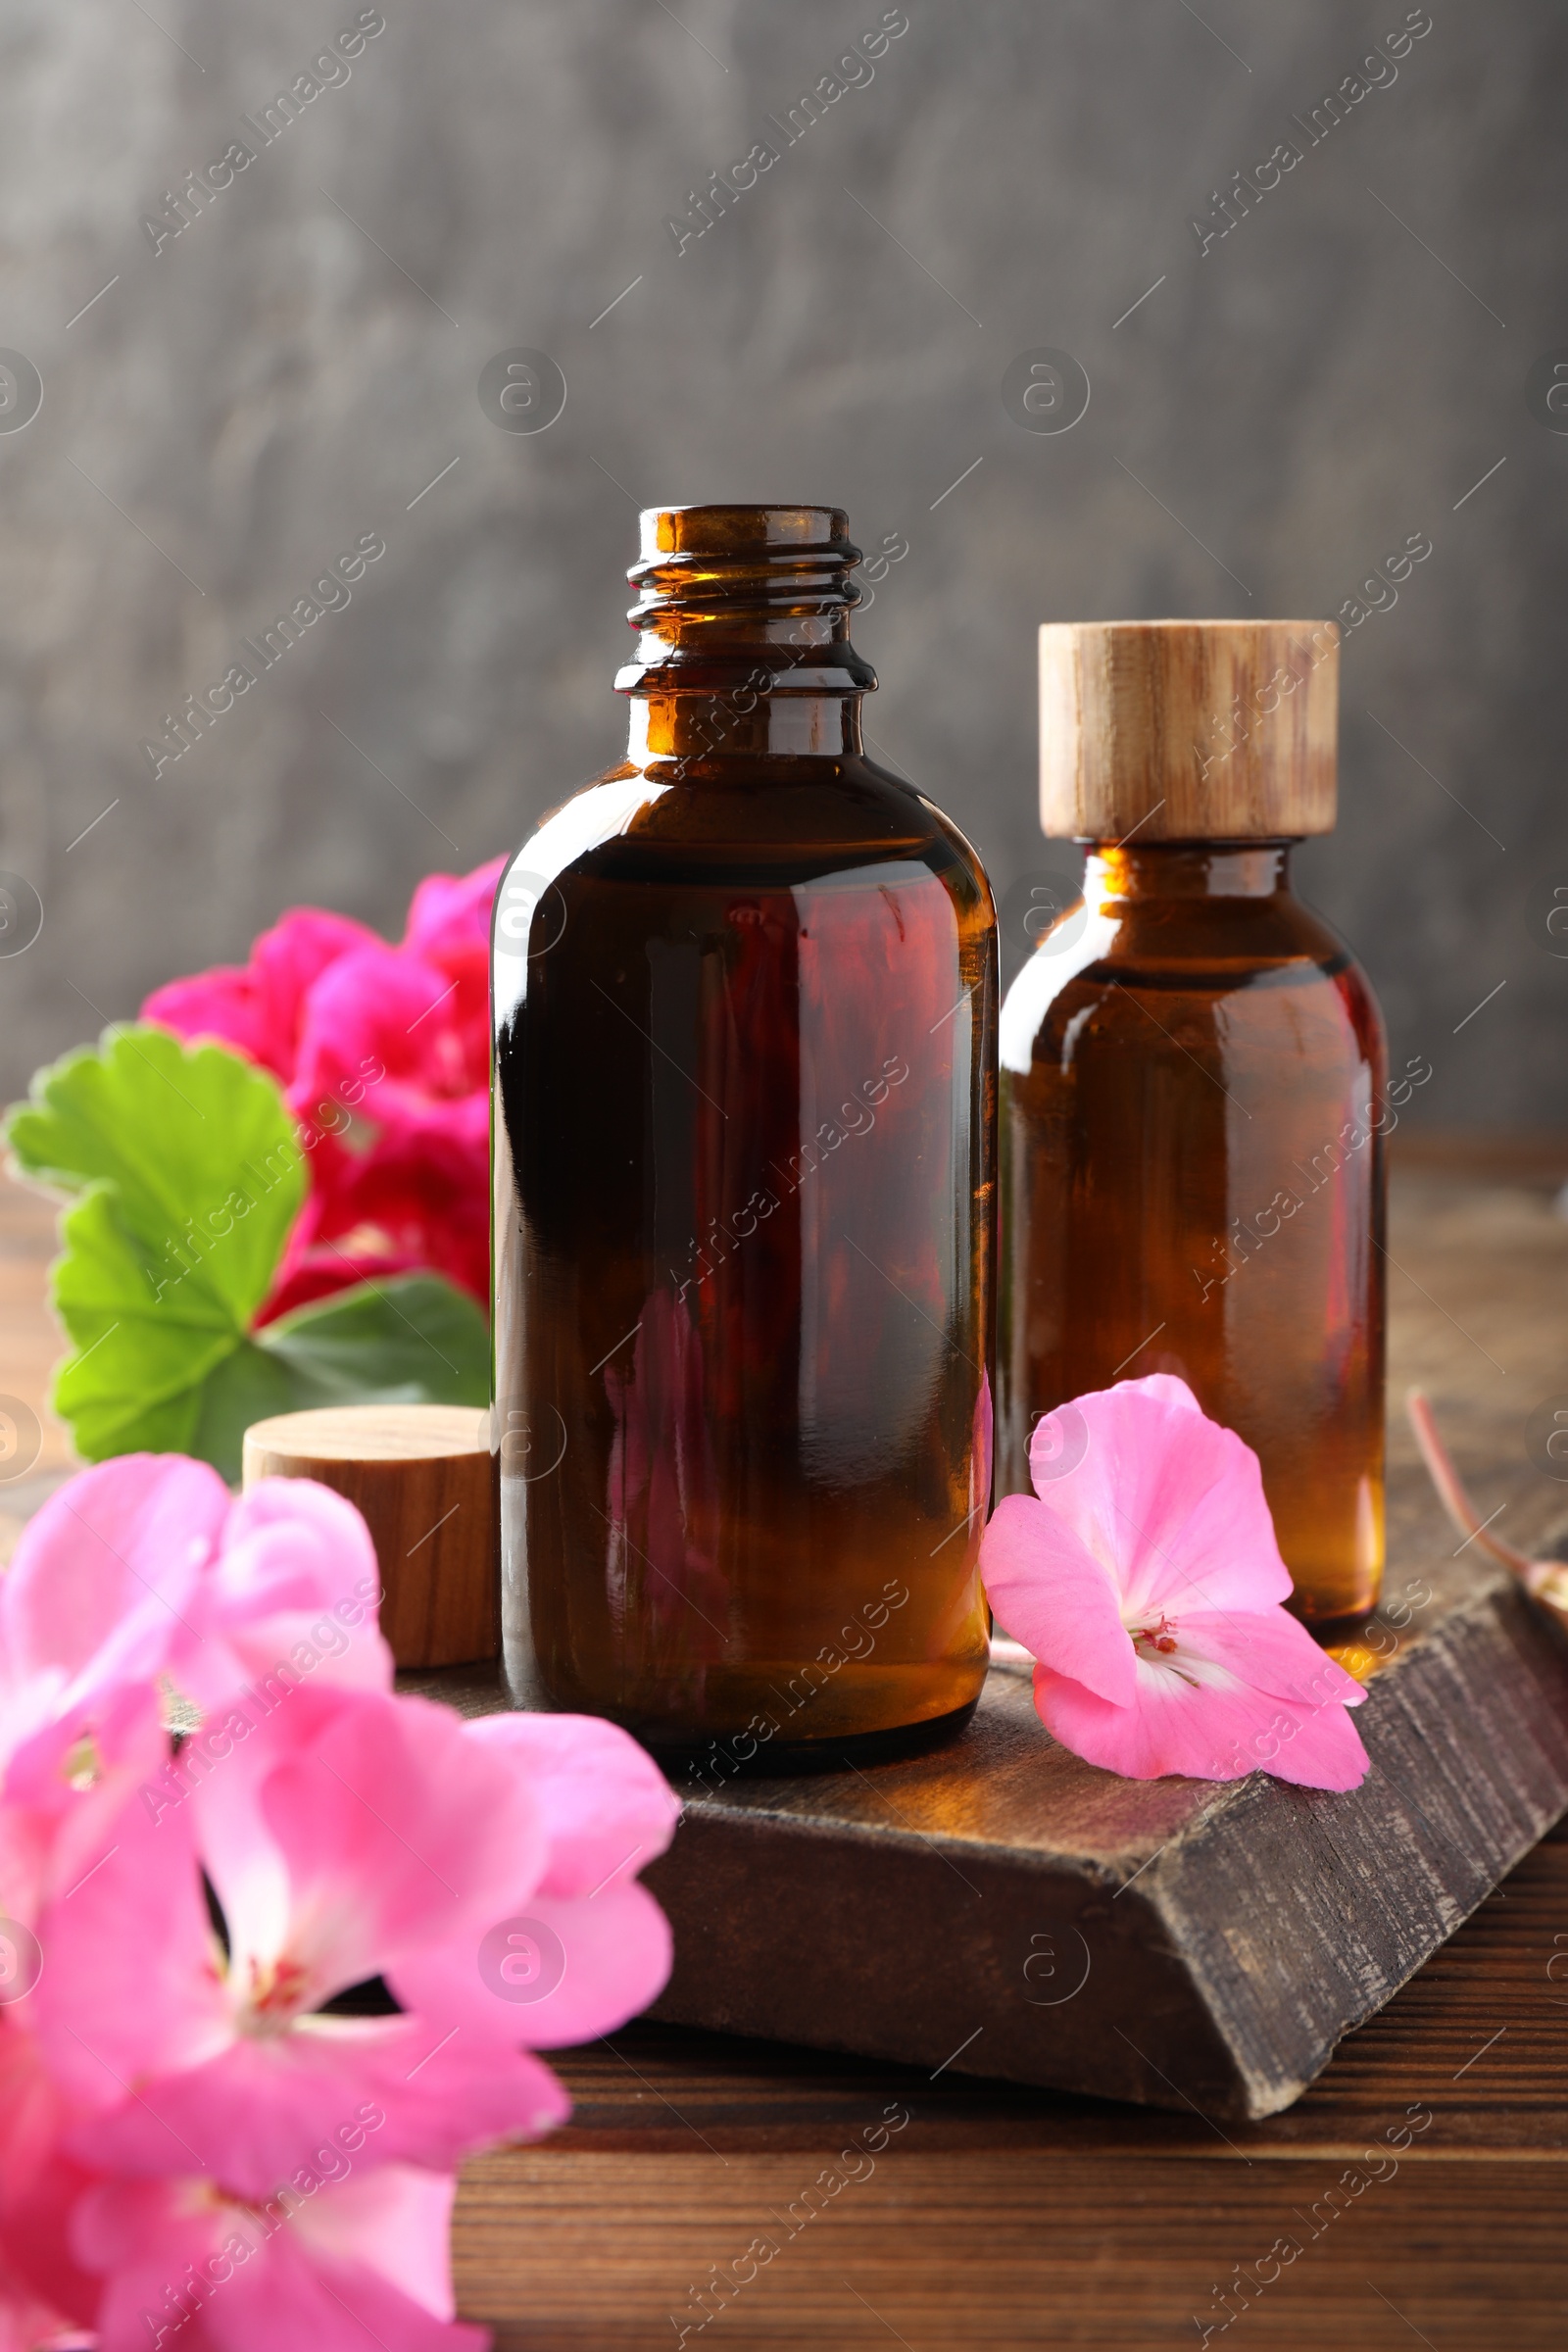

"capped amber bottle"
[493, 506, 995, 1766]
[999, 621, 1387, 1622]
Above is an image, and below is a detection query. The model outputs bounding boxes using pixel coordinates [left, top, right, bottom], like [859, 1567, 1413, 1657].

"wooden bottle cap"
[241, 1403, 497, 1670]
[1039, 619, 1340, 842]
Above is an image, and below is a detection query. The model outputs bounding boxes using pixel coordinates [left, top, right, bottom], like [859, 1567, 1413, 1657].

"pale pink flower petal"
[386, 1715, 677, 2051]
[1033, 1652, 1368, 1789]
[32, 1792, 230, 2119]
[0, 1681, 169, 1935]
[390, 1880, 674, 2054]
[980, 1494, 1136, 1708]
[1167, 1605, 1364, 1712]
[1031, 1374, 1294, 1618]
[184, 1478, 392, 1711]
[0, 1456, 228, 1758]
[0, 1460, 227, 1892]
[1, 1460, 393, 1804]
[460, 1712, 680, 1899]
[84, 2021, 568, 2195]
[287, 2164, 469, 2326]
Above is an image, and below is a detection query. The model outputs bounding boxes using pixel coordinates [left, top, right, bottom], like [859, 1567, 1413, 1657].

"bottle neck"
[1084, 843, 1297, 903]
[625, 690, 864, 764]
[614, 505, 874, 768]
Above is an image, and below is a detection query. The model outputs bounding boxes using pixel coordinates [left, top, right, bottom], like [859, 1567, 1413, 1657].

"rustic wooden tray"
[414, 1500, 1568, 2124]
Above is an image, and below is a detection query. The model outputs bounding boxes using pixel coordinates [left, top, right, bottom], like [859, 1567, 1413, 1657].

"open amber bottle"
[998, 621, 1387, 1621]
[492, 506, 995, 1766]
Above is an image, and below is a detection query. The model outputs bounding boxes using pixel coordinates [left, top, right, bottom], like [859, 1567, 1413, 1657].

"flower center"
[60, 1734, 102, 1790]
[1128, 1613, 1180, 1657]
[241, 1952, 314, 2034]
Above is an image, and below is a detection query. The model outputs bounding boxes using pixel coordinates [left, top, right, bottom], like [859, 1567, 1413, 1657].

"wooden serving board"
[412, 1483, 1568, 2124]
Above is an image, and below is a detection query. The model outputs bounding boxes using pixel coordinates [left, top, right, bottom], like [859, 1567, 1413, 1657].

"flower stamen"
[242, 1952, 315, 2034]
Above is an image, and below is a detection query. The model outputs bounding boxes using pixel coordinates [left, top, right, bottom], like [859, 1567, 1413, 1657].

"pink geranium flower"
[981, 1375, 1368, 1788]
[142, 857, 505, 1316]
[0, 1453, 679, 2351]
[33, 1679, 673, 2192]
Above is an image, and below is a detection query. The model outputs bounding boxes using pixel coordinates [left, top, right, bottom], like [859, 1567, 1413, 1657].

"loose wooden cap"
[242, 1403, 497, 1670]
[1039, 619, 1340, 842]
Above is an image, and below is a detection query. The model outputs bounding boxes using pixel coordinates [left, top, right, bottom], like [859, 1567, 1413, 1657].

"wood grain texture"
[243, 1403, 498, 1667]
[455, 1827, 1568, 2348]
[1039, 619, 1340, 841]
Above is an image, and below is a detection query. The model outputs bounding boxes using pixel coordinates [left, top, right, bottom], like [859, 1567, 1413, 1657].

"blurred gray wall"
[0, 0, 1562, 1127]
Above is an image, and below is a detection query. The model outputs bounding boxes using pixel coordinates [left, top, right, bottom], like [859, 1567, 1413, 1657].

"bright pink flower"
[403, 859, 507, 980]
[275, 938, 491, 1312]
[35, 1688, 565, 2193]
[144, 910, 382, 1088]
[981, 1375, 1368, 1788]
[0, 1451, 677, 2350]
[142, 858, 506, 1316]
[74, 2165, 486, 2352]
[34, 1681, 677, 2194]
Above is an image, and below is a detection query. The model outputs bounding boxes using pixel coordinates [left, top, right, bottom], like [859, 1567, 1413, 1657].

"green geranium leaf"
[184, 1280, 489, 1478]
[259, 1274, 491, 1406]
[8, 1025, 307, 1462]
[6, 1025, 490, 1480]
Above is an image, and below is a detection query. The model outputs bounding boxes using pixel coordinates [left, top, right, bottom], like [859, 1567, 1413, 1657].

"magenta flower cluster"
[0, 1456, 678, 2350]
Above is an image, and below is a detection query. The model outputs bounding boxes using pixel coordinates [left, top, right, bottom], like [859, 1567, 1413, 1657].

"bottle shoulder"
[504, 756, 988, 893]
[999, 897, 1382, 1077]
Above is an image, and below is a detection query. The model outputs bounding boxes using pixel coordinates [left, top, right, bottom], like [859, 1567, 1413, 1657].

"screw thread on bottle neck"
[615, 503, 877, 701]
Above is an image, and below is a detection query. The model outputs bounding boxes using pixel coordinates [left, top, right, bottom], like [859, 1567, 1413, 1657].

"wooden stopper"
[1039, 619, 1340, 842]
[241, 1404, 497, 1669]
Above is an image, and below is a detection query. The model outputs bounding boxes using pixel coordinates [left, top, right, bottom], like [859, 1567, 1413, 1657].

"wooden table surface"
[4, 1148, 1567, 2349]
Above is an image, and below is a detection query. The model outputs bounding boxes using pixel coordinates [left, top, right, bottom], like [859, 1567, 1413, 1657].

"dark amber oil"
[998, 844, 1388, 1622]
[493, 507, 995, 1767]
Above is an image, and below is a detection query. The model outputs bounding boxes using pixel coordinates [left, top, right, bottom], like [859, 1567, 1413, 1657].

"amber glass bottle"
[999, 621, 1387, 1622]
[493, 506, 995, 1766]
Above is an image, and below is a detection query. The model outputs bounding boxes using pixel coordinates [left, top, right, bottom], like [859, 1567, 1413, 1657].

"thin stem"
[1405, 1388, 1542, 1578]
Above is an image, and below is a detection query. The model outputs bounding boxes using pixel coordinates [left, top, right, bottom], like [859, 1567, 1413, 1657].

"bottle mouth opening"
[618, 503, 875, 696]
[636, 504, 857, 560]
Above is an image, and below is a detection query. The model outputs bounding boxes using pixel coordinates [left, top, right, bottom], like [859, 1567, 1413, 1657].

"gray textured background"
[0, 0, 1561, 1126]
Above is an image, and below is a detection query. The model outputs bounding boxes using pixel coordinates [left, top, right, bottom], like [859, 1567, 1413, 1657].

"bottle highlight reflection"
[493, 506, 995, 1763]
